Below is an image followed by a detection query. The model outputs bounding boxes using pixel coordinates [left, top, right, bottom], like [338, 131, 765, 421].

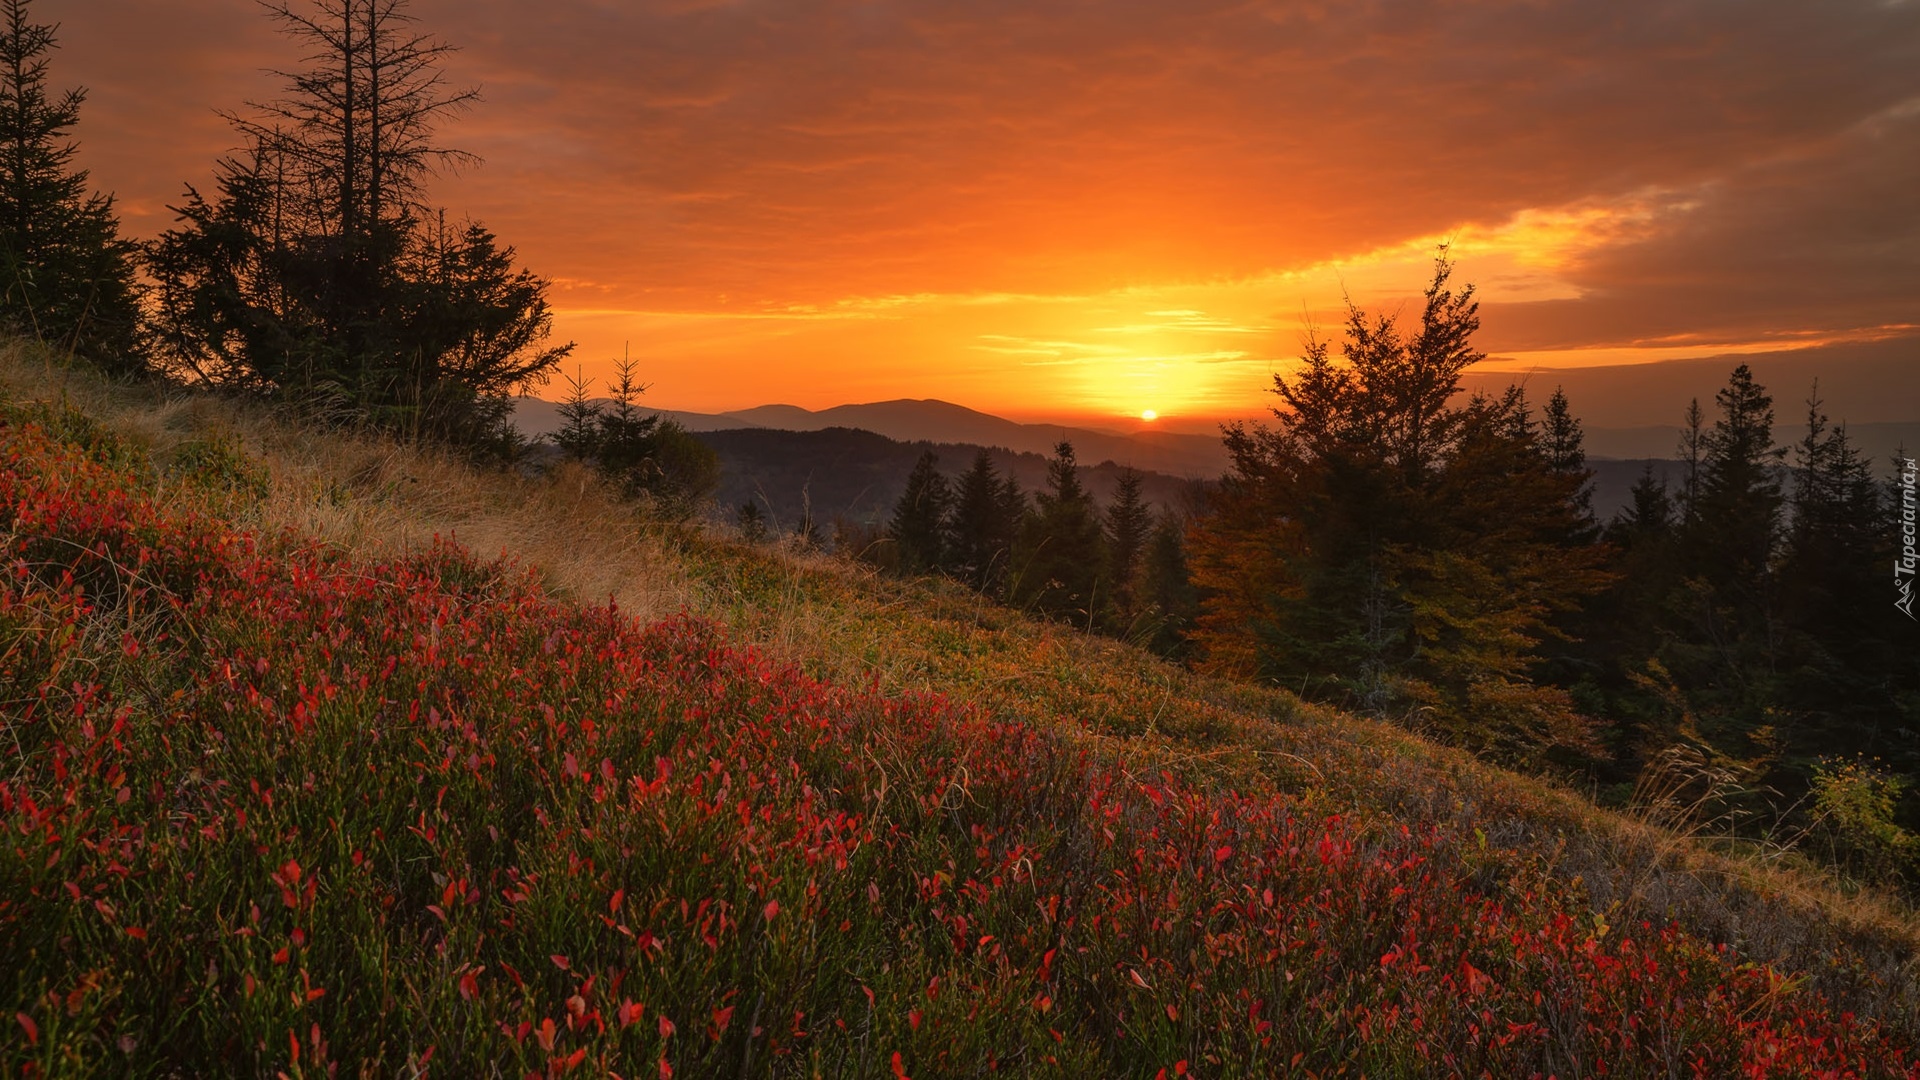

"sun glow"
[1140, 409, 1158, 421]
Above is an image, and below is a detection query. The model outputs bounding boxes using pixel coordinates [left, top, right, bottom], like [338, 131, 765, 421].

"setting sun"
[1141, 409, 1158, 421]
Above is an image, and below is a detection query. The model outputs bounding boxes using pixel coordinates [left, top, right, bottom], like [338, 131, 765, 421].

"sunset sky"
[52, 0, 1920, 429]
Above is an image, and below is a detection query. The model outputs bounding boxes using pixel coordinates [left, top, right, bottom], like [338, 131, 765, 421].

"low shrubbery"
[4, 386, 1918, 1075]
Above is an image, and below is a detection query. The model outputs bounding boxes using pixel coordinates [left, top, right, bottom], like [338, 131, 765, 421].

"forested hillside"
[695, 426, 1202, 535]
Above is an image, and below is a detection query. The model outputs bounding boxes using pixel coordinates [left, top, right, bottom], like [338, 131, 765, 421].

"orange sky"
[51, 0, 1920, 429]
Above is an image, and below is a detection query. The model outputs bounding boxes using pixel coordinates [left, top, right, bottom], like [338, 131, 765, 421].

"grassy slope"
[3, 343, 1917, 1076]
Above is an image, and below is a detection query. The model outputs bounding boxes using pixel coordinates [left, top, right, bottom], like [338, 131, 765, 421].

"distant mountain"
[510, 397, 758, 436]
[513, 396, 1232, 479]
[695, 426, 1208, 533]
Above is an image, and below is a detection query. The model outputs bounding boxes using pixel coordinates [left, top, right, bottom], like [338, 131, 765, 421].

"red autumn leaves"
[2, 415, 1917, 1076]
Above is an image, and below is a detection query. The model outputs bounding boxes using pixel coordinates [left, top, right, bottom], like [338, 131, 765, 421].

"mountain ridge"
[514, 395, 1232, 479]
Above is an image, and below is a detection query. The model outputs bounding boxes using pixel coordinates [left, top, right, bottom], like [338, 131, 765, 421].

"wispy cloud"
[52, 0, 1920, 417]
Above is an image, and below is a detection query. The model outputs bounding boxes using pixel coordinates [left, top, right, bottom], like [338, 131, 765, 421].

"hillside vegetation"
[4, 343, 1919, 1077]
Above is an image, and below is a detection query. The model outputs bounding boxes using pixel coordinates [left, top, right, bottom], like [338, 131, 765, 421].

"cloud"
[41, 0, 1920, 417]
[1479, 99, 1920, 350]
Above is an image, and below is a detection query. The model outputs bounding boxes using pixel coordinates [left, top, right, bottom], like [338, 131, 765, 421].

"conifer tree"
[998, 473, 1028, 545]
[944, 450, 1011, 592]
[1781, 384, 1880, 630]
[1776, 386, 1903, 763]
[1011, 442, 1106, 622]
[590, 353, 661, 487]
[889, 450, 951, 574]
[1542, 386, 1595, 536]
[0, 0, 142, 372]
[1688, 363, 1785, 606]
[736, 500, 767, 542]
[1611, 366, 1788, 784]
[1585, 462, 1683, 754]
[1141, 508, 1198, 656]
[1189, 254, 1610, 762]
[148, 0, 570, 447]
[1103, 468, 1152, 622]
[1677, 397, 1706, 524]
[1609, 466, 1674, 547]
[552, 366, 601, 462]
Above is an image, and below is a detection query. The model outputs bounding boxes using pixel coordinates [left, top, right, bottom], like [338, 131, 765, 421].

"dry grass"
[6, 340, 1917, 1037]
[0, 344, 700, 621]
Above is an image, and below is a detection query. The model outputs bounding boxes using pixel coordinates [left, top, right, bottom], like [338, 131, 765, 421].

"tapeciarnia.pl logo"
[1899, 457, 1917, 620]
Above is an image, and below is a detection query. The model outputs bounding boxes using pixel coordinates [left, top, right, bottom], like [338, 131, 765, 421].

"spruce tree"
[1542, 386, 1595, 536]
[1609, 466, 1674, 546]
[1188, 254, 1610, 762]
[1103, 468, 1152, 623]
[1689, 363, 1785, 605]
[889, 450, 951, 574]
[736, 500, 767, 543]
[1777, 386, 1906, 765]
[1649, 365, 1788, 781]
[552, 366, 602, 462]
[148, 0, 570, 447]
[1677, 397, 1706, 524]
[0, 0, 142, 372]
[1141, 509, 1198, 656]
[591, 352, 661, 488]
[944, 449, 1014, 592]
[1011, 442, 1107, 622]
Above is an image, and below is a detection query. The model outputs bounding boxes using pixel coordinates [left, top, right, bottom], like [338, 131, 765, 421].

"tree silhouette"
[945, 449, 1019, 594]
[1190, 254, 1609, 762]
[1542, 386, 1595, 536]
[552, 365, 601, 462]
[148, 0, 569, 448]
[1140, 508, 1197, 657]
[889, 450, 951, 574]
[1011, 442, 1106, 623]
[1687, 363, 1785, 607]
[1103, 467, 1152, 624]
[0, 0, 141, 371]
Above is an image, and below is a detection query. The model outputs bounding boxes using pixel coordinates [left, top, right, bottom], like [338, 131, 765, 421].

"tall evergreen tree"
[1188, 255, 1610, 762]
[945, 449, 1018, 593]
[1141, 508, 1198, 656]
[1776, 387, 1906, 764]
[0, 0, 142, 372]
[1011, 442, 1106, 622]
[1677, 397, 1706, 524]
[147, 0, 570, 447]
[552, 366, 601, 462]
[1781, 385, 1881, 626]
[1688, 363, 1785, 607]
[1542, 386, 1596, 537]
[1606, 366, 1789, 787]
[590, 352, 661, 487]
[1609, 466, 1674, 546]
[1103, 468, 1152, 623]
[889, 450, 951, 575]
